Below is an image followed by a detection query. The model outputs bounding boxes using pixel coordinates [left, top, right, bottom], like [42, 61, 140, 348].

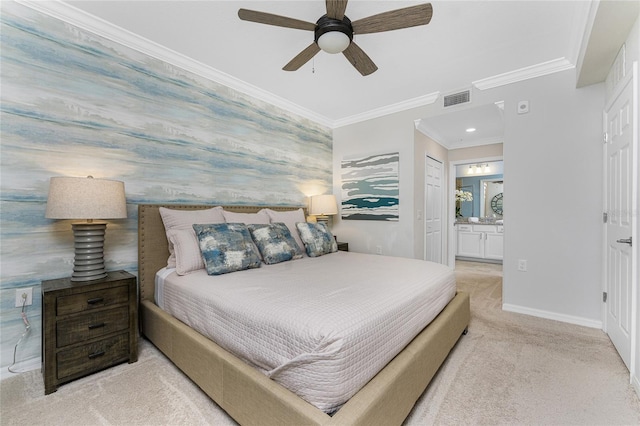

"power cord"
[8, 293, 32, 374]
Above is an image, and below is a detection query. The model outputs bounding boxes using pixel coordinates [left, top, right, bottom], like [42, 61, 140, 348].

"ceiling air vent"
[443, 90, 471, 107]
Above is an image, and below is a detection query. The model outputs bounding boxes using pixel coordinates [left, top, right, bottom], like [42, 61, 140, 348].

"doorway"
[447, 157, 504, 268]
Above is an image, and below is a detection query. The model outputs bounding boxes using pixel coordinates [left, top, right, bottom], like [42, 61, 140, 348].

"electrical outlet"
[376, 245, 383, 255]
[517, 259, 527, 272]
[15, 287, 33, 307]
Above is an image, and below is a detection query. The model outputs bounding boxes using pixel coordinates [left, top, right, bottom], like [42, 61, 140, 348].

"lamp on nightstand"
[45, 176, 127, 282]
[310, 194, 338, 226]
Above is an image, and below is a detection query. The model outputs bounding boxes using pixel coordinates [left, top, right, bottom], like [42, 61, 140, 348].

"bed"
[138, 204, 470, 425]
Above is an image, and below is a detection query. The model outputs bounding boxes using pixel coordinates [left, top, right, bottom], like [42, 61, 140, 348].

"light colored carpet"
[2, 261, 639, 425]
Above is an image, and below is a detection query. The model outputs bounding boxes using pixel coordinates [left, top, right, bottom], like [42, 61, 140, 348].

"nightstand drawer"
[56, 306, 129, 347]
[57, 333, 130, 380]
[57, 285, 128, 316]
[43, 271, 138, 394]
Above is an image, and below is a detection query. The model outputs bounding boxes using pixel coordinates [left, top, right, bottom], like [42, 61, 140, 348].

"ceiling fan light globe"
[317, 31, 350, 54]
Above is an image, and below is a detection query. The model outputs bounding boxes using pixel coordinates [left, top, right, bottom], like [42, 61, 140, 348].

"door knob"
[616, 237, 632, 246]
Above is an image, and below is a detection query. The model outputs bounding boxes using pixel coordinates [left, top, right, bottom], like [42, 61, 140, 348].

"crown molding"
[17, 1, 581, 130]
[415, 119, 449, 148]
[333, 91, 440, 128]
[447, 136, 504, 150]
[415, 119, 503, 150]
[472, 57, 575, 90]
[16, 0, 334, 128]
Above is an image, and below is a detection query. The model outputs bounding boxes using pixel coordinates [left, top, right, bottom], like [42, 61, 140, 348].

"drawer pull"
[88, 350, 105, 359]
[87, 297, 104, 305]
[88, 322, 106, 330]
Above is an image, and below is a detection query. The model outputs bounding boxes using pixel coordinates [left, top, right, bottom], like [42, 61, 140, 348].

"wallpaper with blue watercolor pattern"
[0, 2, 332, 370]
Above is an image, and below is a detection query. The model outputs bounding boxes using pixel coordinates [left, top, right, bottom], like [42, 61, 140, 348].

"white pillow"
[262, 208, 307, 254]
[166, 229, 204, 275]
[159, 206, 225, 268]
[222, 209, 270, 224]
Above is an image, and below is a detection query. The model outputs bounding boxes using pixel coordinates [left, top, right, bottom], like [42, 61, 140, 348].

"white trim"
[503, 303, 603, 329]
[575, 0, 601, 81]
[16, 0, 334, 128]
[415, 122, 503, 150]
[334, 92, 440, 128]
[16, 1, 581, 129]
[472, 58, 575, 91]
[446, 137, 504, 151]
[415, 120, 447, 147]
[415, 120, 504, 150]
[447, 155, 503, 269]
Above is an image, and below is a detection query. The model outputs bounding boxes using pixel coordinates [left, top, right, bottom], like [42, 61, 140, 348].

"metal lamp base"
[316, 215, 330, 227]
[71, 223, 108, 282]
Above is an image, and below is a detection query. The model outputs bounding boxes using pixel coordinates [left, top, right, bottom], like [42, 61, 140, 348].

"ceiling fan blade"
[342, 42, 378, 76]
[238, 9, 316, 31]
[326, 0, 348, 20]
[283, 43, 322, 71]
[351, 3, 433, 34]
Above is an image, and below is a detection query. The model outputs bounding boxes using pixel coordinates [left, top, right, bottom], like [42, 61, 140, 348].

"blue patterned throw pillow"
[192, 223, 261, 275]
[295, 222, 338, 257]
[248, 223, 303, 265]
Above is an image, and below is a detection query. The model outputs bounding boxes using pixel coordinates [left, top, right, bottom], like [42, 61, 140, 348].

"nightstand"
[337, 242, 349, 252]
[42, 270, 138, 394]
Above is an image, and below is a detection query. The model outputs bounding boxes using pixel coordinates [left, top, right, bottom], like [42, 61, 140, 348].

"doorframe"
[424, 155, 445, 263]
[447, 155, 504, 268]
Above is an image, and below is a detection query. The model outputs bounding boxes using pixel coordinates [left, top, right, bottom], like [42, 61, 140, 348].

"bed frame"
[138, 204, 470, 426]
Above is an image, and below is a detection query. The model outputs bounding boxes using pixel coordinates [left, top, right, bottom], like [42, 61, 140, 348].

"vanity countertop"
[455, 220, 503, 225]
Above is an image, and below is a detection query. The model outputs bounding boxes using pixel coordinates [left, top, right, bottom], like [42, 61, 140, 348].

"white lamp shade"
[310, 194, 338, 216]
[317, 31, 350, 54]
[45, 176, 127, 220]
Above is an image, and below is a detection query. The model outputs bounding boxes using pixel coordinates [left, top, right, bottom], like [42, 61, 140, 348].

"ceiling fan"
[238, 1, 433, 76]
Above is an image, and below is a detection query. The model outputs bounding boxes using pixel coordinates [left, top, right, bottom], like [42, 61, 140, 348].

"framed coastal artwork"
[341, 152, 399, 221]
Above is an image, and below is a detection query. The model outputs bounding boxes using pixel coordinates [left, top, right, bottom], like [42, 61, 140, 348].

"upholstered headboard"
[137, 204, 306, 302]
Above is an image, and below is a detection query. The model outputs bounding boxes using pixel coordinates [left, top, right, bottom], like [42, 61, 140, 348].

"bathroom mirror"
[481, 179, 503, 217]
[455, 160, 503, 219]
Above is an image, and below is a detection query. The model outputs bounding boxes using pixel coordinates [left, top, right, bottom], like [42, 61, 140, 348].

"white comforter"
[157, 251, 456, 413]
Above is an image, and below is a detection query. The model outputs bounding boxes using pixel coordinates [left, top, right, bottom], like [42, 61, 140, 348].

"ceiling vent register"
[443, 90, 471, 107]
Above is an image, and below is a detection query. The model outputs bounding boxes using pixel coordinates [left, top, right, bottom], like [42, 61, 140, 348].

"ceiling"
[47, 1, 638, 139]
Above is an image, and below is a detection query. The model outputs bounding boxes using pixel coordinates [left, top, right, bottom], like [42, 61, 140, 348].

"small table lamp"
[45, 176, 127, 282]
[310, 194, 338, 226]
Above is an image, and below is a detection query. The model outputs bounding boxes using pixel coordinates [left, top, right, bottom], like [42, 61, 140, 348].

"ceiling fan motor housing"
[315, 15, 353, 53]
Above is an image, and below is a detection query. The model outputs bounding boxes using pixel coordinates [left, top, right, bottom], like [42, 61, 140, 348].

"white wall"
[332, 113, 418, 258]
[500, 70, 604, 327]
[333, 67, 605, 328]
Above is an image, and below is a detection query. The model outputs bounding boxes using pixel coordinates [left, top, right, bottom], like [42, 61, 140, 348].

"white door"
[604, 64, 637, 370]
[425, 156, 443, 263]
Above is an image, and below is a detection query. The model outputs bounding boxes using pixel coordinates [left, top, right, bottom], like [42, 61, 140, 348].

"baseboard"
[455, 256, 503, 265]
[632, 374, 640, 398]
[0, 356, 40, 381]
[502, 303, 603, 329]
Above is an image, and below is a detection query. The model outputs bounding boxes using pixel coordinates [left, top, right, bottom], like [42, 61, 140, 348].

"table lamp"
[310, 194, 338, 226]
[45, 176, 127, 282]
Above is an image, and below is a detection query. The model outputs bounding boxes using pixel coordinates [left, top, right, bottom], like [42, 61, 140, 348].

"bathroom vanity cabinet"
[456, 223, 503, 261]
